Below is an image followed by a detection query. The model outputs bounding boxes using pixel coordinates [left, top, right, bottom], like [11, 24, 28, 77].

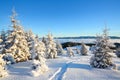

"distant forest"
[54, 36, 120, 39]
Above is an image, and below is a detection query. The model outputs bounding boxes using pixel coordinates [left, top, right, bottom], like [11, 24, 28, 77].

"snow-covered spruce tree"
[0, 53, 8, 77]
[35, 35, 46, 60]
[56, 40, 65, 55]
[67, 47, 74, 57]
[26, 30, 37, 60]
[30, 59, 48, 77]
[0, 32, 15, 64]
[35, 35, 48, 70]
[26, 30, 46, 60]
[80, 42, 88, 55]
[30, 35, 48, 77]
[46, 33, 57, 59]
[0, 29, 7, 54]
[4, 9, 30, 63]
[90, 28, 116, 69]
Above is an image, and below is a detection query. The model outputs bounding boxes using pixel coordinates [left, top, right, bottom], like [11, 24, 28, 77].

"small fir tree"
[30, 35, 48, 77]
[26, 30, 37, 60]
[56, 40, 66, 55]
[46, 33, 57, 59]
[30, 59, 48, 77]
[35, 35, 46, 61]
[80, 42, 88, 55]
[67, 47, 74, 57]
[90, 27, 116, 69]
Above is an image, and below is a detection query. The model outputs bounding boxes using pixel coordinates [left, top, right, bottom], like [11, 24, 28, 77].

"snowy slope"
[1, 50, 120, 80]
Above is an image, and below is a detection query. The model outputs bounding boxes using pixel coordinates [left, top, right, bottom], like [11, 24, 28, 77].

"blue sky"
[0, 0, 120, 37]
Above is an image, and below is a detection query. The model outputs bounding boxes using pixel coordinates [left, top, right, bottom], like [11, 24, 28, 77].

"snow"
[30, 60, 48, 77]
[56, 39, 120, 44]
[1, 48, 120, 80]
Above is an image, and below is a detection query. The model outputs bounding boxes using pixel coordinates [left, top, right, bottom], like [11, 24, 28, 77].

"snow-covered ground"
[1, 48, 120, 80]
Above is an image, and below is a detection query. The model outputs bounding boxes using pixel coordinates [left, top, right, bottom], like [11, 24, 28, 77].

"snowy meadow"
[1, 37, 120, 80]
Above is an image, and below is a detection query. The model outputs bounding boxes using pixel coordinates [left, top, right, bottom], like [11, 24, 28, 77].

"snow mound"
[30, 60, 48, 77]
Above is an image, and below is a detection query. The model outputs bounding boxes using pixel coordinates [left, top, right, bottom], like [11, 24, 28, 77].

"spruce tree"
[35, 35, 46, 60]
[46, 33, 57, 59]
[26, 30, 37, 60]
[0, 54, 8, 77]
[67, 47, 74, 57]
[0, 30, 15, 64]
[0, 30, 6, 54]
[29, 34, 48, 77]
[5, 9, 30, 62]
[80, 42, 88, 55]
[35, 35, 48, 71]
[56, 40, 65, 55]
[0, 38, 8, 77]
[90, 28, 116, 69]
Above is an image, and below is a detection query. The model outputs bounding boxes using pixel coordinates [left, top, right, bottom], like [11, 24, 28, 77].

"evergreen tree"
[35, 35, 46, 60]
[56, 40, 66, 55]
[0, 30, 15, 64]
[35, 35, 48, 70]
[46, 33, 57, 59]
[4, 9, 30, 62]
[26, 30, 46, 60]
[30, 59, 48, 77]
[0, 39, 8, 77]
[80, 42, 88, 55]
[26, 30, 37, 60]
[67, 46, 74, 57]
[0, 30, 6, 54]
[90, 27, 116, 69]
[29, 34, 48, 77]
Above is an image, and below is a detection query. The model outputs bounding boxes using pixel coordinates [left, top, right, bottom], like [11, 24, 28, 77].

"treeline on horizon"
[53, 36, 120, 39]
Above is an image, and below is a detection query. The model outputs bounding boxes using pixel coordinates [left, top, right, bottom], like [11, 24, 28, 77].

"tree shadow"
[8, 65, 31, 76]
[68, 63, 92, 70]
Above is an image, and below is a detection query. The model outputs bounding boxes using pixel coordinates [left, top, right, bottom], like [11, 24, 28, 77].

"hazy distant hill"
[54, 36, 120, 39]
